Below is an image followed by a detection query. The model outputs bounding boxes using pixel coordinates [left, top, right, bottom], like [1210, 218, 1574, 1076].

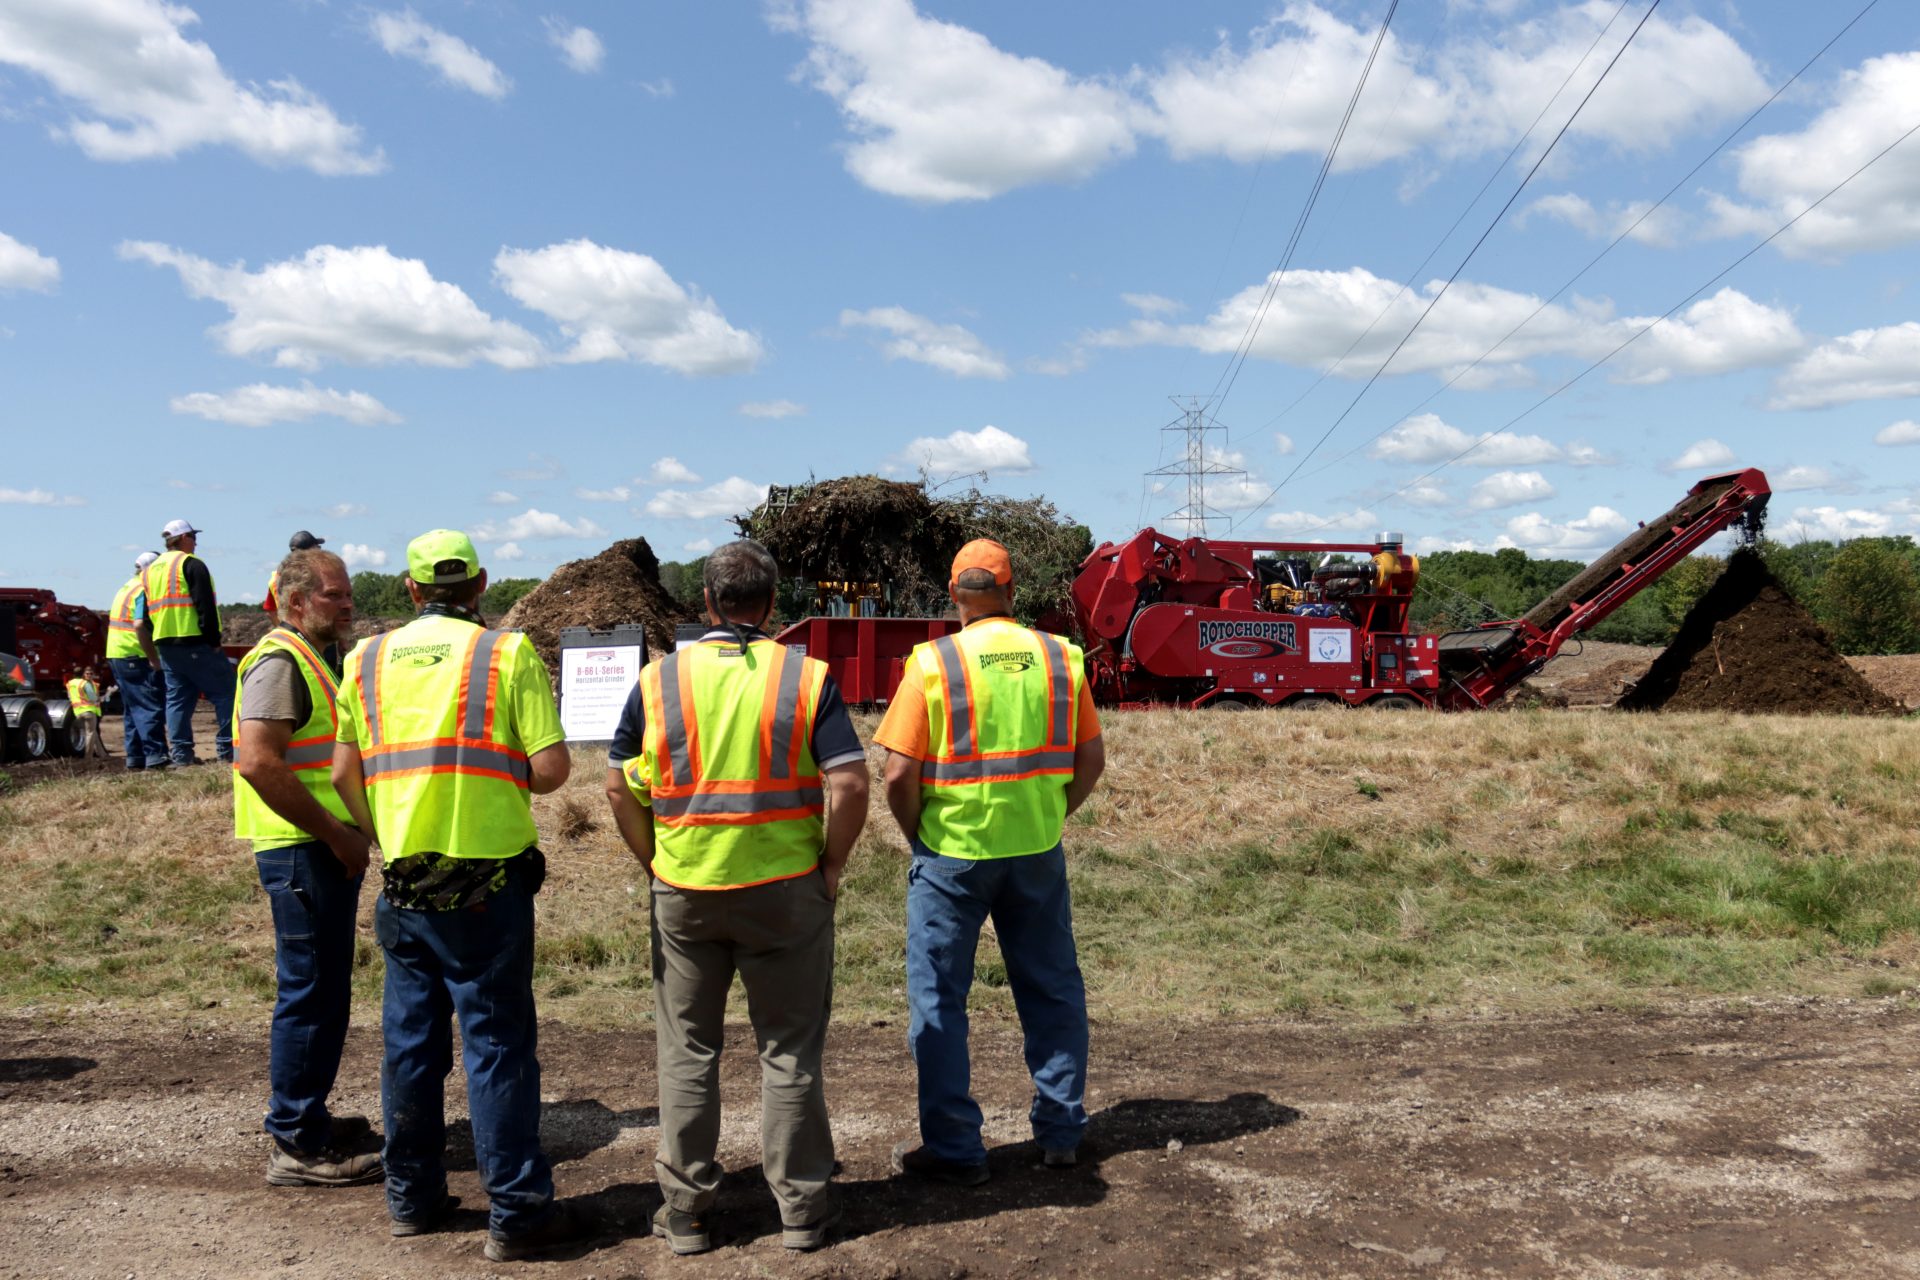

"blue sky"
[3, 0, 1918, 609]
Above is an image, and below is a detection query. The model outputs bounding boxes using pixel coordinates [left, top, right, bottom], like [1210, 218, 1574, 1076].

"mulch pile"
[739, 476, 956, 609]
[1620, 549, 1903, 716]
[1846, 655, 1920, 710]
[221, 614, 403, 647]
[499, 538, 693, 669]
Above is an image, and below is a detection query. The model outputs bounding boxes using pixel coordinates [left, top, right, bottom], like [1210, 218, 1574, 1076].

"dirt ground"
[4, 999, 1920, 1279]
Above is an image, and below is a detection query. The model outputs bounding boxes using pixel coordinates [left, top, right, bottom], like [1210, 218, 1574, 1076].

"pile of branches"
[736, 476, 1091, 625]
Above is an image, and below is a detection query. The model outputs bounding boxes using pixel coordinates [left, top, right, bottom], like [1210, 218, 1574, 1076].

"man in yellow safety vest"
[145, 518, 234, 765]
[331, 530, 584, 1260]
[606, 540, 868, 1254]
[63, 666, 106, 759]
[108, 551, 169, 770]
[875, 539, 1106, 1185]
[232, 548, 381, 1190]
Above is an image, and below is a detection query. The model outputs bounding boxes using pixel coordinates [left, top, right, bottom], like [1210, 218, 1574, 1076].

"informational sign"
[558, 637, 644, 743]
[1309, 627, 1352, 664]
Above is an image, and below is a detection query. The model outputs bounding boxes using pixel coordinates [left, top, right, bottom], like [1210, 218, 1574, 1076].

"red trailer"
[772, 615, 959, 706]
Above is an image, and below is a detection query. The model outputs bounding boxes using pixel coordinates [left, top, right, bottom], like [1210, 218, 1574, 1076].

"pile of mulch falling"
[1619, 550, 1903, 716]
[499, 538, 693, 669]
[738, 476, 954, 607]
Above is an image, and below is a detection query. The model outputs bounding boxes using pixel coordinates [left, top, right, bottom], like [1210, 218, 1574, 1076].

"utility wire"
[1232, 0, 1665, 530]
[1279, 0, 1884, 494]
[1289, 116, 1920, 540]
[1258, 0, 1635, 436]
[1205, 0, 1402, 414]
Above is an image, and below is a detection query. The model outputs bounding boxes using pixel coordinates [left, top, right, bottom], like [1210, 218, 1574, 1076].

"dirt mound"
[1848, 654, 1920, 710]
[1620, 549, 1902, 716]
[1554, 656, 1655, 707]
[499, 537, 693, 669]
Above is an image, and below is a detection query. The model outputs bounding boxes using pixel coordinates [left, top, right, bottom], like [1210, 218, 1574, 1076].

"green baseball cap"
[407, 529, 481, 584]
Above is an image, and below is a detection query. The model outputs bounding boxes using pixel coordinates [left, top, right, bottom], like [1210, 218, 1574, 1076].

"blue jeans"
[110, 657, 168, 768]
[155, 642, 233, 764]
[256, 843, 364, 1154]
[905, 840, 1089, 1163]
[375, 872, 554, 1236]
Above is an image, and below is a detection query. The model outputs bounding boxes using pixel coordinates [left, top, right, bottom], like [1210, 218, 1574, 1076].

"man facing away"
[331, 530, 584, 1261]
[144, 518, 235, 766]
[875, 539, 1106, 1185]
[605, 539, 868, 1254]
[107, 550, 169, 771]
[232, 548, 382, 1189]
[63, 666, 106, 759]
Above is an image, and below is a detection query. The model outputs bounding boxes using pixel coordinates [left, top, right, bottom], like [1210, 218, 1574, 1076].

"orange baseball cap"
[951, 538, 1013, 586]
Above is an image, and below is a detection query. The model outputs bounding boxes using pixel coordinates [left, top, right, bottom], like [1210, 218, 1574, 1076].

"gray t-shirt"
[240, 652, 313, 727]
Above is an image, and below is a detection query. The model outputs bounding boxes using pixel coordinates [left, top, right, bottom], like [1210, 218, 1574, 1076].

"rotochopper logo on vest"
[1197, 619, 1297, 659]
[976, 649, 1035, 674]
[389, 642, 453, 668]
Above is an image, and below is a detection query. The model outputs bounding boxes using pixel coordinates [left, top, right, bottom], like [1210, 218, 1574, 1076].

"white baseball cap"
[161, 518, 201, 539]
[134, 551, 159, 571]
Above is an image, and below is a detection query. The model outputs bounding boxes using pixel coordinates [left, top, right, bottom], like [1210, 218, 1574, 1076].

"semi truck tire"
[6, 701, 53, 762]
[48, 702, 84, 756]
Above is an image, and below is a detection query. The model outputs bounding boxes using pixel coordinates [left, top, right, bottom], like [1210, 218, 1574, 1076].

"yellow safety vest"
[341, 616, 540, 864]
[626, 638, 829, 890]
[232, 628, 353, 848]
[64, 678, 100, 716]
[145, 551, 215, 641]
[107, 577, 146, 659]
[912, 620, 1084, 860]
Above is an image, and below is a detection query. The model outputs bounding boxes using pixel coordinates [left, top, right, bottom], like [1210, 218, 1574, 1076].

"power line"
[1232, 0, 1666, 531]
[1291, 115, 1920, 539]
[1278, 0, 1884, 494]
[1257, 0, 1635, 436]
[1205, 0, 1402, 414]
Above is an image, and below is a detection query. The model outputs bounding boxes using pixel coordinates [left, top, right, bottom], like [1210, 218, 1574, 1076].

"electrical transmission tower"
[1147, 396, 1244, 537]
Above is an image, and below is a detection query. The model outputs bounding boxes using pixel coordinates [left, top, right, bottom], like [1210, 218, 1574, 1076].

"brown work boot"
[891, 1139, 989, 1187]
[265, 1142, 383, 1187]
[484, 1202, 589, 1263]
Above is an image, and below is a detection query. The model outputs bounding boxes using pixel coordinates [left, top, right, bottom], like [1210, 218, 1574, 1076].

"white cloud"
[777, 0, 1135, 202]
[1776, 506, 1892, 541]
[169, 381, 400, 427]
[1502, 506, 1631, 554]
[1121, 292, 1181, 316]
[544, 19, 604, 74]
[893, 425, 1034, 476]
[324, 503, 366, 518]
[1518, 193, 1684, 248]
[682, 538, 716, 555]
[1775, 465, 1839, 494]
[1263, 507, 1377, 535]
[1203, 476, 1274, 512]
[121, 241, 544, 370]
[370, 9, 510, 99]
[840, 307, 1008, 379]
[1468, 470, 1555, 510]
[1370, 415, 1568, 467]
[339, 542, 387, 570]
[1663, 438, 1736, 472]
[493, 541, 527, 562]
[739, 399, 806, 419]
[1769, 323, 1920, 411]
[0, 0, 382, 174]
[0, 231, 59, 292]
[0, 487, 84, 507]
[493, 239, 761, 375]
[1274, 433, 1294, 455]
[1402, 481, 1452, 508]
[1706, 52, 1920, 257]
[646, 457, 701, 485]
[574, 485, 630, 502]
[1876, 421, 1920, 447]
[638, 78, 675, 99]
[485, 490, 519, 505]
[471, 508, 607, 541]
[1092, 267, 1797, 386]
[645, 477, 770, 520]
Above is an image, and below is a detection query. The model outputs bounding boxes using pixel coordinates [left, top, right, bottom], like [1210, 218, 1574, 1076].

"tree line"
[1411, 536, 1920, 655]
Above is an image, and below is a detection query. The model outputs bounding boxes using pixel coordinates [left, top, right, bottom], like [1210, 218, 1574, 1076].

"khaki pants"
[650, 870, 836, 1224]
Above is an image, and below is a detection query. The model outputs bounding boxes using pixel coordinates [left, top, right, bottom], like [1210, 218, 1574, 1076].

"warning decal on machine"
[1197, 619, 1298, 659]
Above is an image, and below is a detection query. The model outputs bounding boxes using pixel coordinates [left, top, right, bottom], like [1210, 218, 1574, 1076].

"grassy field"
[2, 708, 1918, 1026]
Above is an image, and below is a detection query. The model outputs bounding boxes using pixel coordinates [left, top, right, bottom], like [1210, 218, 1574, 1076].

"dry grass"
[3, 708, 1919, 1027]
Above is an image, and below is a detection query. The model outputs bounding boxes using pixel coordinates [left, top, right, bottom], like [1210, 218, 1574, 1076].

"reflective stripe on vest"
[231, 627, 352, 845]
[914, 623, 1084, 860]
[64, 679, 100, 715]
[107, 577, 145, 659]
[145, 551, 212, 641]
[344, 618, 539, 863]
[635, 639, 828, 889]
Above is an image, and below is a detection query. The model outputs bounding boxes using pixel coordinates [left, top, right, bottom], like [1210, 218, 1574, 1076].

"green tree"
[1819, 539, 1920, 655]
[349, 571, 411, 619]
[1650, 554, 1725, 636]
[481, 577, 541, 615]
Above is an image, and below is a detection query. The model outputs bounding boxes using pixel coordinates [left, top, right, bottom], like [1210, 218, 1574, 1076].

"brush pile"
[500, 538, 694, 669]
